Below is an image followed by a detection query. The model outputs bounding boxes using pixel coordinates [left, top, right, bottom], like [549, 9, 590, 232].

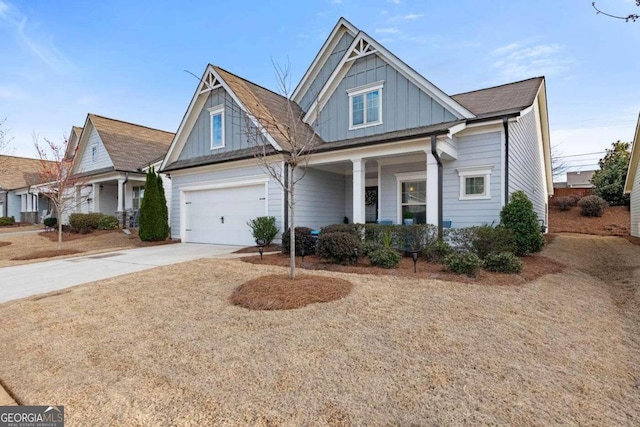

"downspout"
[503, 117, 510, 205]
[430, 135, 443, 241]
[122, 172, 129, 229]
[283, 162, 289, 233]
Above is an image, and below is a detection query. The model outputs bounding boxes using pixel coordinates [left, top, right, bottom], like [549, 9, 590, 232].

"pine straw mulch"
[0, 235, 638, 425]
[241, 253, 564, 286]
[549, 205, 630, 236]
[233, 244, 281, 254]
[38, 229, 119, 242]
[0, 242, 10, 248]
[230, 274, 352, 310]
[11, 249, 83, 260]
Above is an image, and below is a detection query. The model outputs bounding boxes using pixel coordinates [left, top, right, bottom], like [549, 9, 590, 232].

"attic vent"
[347, 38, 377, 62]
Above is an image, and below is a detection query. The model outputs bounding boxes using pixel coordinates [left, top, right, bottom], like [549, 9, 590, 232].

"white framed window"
[347, 81, 383, 130]
[132, 185, 145, 210]
[457, 166, 493, 200]
[91, 145, 97, 162]
[208, 105, 225, 150]
[395, 172, 426, 224]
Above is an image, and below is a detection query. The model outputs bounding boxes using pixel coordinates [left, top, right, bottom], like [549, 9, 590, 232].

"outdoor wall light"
[256, 238, 266, 260]
[410, 251, 419, 273]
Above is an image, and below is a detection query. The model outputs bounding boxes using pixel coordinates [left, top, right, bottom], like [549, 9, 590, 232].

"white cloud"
[388, 0, 401, 4]
[403, 13, 424, 20]
[375, 27, 400, 34]
[490, 40, 572, 81]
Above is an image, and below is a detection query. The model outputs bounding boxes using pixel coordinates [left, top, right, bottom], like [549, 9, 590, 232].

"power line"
[554, 151, 605, 159]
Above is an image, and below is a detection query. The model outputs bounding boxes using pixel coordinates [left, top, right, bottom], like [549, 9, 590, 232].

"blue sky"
[1, 0, 638, 175]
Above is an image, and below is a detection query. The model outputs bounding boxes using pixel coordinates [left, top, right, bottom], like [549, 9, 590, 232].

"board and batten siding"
[508, 110, 547, 223]
[379, 162, 426, 223]
[178, 88, 259, 161]
[299, 31, 355, 112]
[317, 54, 458, 143]
[76, 126, 113, 173]
[442, 131, 503, 228]
[294, 167, 346, 229]
[630, 164, 640, 237]
[169, 164, 282, 240]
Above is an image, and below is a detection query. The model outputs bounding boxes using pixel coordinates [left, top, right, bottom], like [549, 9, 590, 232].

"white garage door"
[183, 184, 266, 246]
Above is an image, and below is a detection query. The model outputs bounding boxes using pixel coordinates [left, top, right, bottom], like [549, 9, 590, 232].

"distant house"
[0, 155, 57, 223]
[160, 17, 553, 246]
[624, 113, 640, 237]
[566, 170, 595, 188]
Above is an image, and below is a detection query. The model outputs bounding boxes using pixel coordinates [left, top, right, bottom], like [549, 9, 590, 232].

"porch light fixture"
[410, 250, 419, 273]
[300, 247, 306, 266]
[256, 238, 266, 260]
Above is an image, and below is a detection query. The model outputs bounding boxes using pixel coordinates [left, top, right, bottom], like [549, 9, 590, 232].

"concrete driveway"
[0, 243, 242, 304]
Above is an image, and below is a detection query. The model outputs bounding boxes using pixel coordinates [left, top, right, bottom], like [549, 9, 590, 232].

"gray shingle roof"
[0, 155, 57, 190]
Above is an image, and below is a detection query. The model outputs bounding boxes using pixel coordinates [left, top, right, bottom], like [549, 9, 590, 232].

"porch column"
[117, 179, 125, 212]
[26, 193, 32, 212]
[92, 183, 100, 213]
[75, 186, 82, 212]
[352, 158, 366, 224]
[426, 151, 439, 225]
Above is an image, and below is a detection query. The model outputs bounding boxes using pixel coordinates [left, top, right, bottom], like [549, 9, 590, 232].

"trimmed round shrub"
[500, 191, 544, 256]
[43, 217, 58, 228]
[98, 215, 119, 230]
[483, 252, 523, 274]
[578, 195, 608, 217]
[369, 247, 402, 269]
[317, 232, 361, 264]
[361, 240, 384, 257]
[444, 251, 482, 277]
[0, 216, 15, 227]
[247, 216, 279, 245]
[69, 213, 103, 231]
[282, 227, 316, 256]
[472, 225, 516, 259]
[320, 224, 361, 236]
[423, 240, 453, 262]
[553, 196, 576, 211]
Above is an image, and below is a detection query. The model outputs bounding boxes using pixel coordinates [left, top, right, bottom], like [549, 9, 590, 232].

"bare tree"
[592, 1, 639, 22]
[551, 145, 568, 181]
[0, 118, 15, 168]
[33, 134, 88, 249]
[243, 62, 319, 280]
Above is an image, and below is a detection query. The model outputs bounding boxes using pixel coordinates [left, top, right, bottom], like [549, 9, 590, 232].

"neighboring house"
[69, 114, 174, 225]
[566, 170, 595, 188]
[161, 17, 552, 246]
[624, 113, 640, 237]
[0, 155, 57, 223]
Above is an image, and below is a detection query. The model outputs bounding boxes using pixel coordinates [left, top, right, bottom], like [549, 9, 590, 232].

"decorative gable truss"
[346, 38, 376, 62]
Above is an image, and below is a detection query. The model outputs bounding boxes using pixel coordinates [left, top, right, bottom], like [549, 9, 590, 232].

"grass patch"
[230, 274, 352, 310]
[11, 249, 83, 260]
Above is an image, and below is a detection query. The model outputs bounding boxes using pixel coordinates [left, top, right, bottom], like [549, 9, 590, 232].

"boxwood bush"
[483, 252, 523, 274]
[281, 227, 316, 256]
[69, 213, 104, 231]
[320, 223, 362, 236]
[578, 195, 608, 217]
[553, 196, 576, 211]
[471, 225, 516, 259]
[317, 232, 361, 264]
[361, 240, 384, 257]
[247, 216, 279, 245]
[43, 217, 58, 228]
[422, 240, 453, 262]
[444, 251, 482, 277]
[369, 247, 402, 269]
[0, 216, 16, 227]
[97, 215, 119, 230]
[500, 191, 544, 256]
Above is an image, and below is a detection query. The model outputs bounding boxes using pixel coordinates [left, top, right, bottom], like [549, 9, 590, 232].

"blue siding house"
[161, 18, 553, 246]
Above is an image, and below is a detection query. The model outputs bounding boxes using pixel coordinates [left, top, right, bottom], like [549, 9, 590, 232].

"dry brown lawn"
[0, 224, 41, 233]
[549, 205, 630, 235]
[0, 230, 138, 267]
[0, 234, 638, 425]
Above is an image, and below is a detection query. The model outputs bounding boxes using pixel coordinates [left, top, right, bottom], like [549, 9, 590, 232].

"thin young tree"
[243, 62, 320, 279]
[33, 134, 88, 249]
[551, 145, 568, 181]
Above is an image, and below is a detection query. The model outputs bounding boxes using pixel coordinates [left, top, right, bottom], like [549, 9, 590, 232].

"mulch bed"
[241, 253, 564, 286]
[0, 242, 11, 248]
[11, 249, 83, 260]
[549, 205, 630, 236]
[233, 244, 281, 254]
[136, 239, 181, 247]
[39, 230, 121, 242]
[230, 274, 353, 310]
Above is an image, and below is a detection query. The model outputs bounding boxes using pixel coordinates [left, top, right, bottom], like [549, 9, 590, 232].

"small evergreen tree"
[138, 167, 168, 241]
[156, 173, 169, 238]
[500, 191, 544, 256]
[591, 141, 631, 206]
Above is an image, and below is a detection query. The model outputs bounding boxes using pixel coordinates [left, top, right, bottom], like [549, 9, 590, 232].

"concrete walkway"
[0, 243, 243, 304]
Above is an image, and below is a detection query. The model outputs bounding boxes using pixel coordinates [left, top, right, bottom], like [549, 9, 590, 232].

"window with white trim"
[457, 166, 493, 200]
[208, 105, 225, 150]
[395, 172, 427, 224]
[347, 81, 383, 130]
[132, 185, 145, 210]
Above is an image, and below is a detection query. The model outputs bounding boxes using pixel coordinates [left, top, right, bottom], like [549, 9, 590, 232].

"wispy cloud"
[490, 40, 572, 81]
[388, 0, 401, 4]
[402, 13, 424, 20]
[331, 0, 343, 4]
[375, 27, 400, 34]
[0, 1, 73, 73]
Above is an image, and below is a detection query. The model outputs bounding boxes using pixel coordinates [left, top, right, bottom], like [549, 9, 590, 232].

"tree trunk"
[57, 210, 62, 250]
[289, 167, 296, 280]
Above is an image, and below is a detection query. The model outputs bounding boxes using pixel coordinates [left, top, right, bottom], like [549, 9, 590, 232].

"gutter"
[122, 172, 129, 229]
[430, 135, 443, 241]
[503, 117, 510, 205]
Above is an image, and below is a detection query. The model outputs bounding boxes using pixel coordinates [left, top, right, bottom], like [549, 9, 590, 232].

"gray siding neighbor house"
[161, 17, 553, 246]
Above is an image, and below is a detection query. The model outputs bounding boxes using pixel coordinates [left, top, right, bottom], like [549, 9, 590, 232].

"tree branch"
[592, 1, 639, 22]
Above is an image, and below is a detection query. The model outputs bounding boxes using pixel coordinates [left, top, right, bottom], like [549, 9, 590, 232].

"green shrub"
[361, 240, 384, 257]
[43, 217, 58, 228]
[139, 167, 169, 241]
[69, 213, 103, 231]
[362, 224, 437, 251]
[422, 240, 453, 262]
[247, 216, 279, 245]
[282, 227, 316, 256]
[444, 251, 482, 277]
[0, 216, 16, 226]
[98, 215, 119, 230]
[320, 223, 362, 236]
[317, 232, 361, 264]
[369, 247, 402, 269]
[553, 196, 576, 211]
[483, 252, 523, 274]
[444, 227, 477, 252]
[578, 195, 608, 217]
[500, 191, 544, 256]
[472, 225, 517, 259]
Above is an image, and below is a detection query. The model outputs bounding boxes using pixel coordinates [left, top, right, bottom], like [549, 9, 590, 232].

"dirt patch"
[625, 236, 640, 246]
[0, 242, 10, 248]
[230, 274, 352, 310]
[549, 205, 630, 236]
[11, 249, 83, 260]
[241, 253, 564, 286]
[233, 244, 281, 254]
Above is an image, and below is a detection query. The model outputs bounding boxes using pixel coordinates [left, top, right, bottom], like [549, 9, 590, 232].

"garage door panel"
[184, 184, 266, 246]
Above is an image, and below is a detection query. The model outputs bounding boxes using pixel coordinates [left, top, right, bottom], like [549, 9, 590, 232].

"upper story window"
[208, 105, 225, 150]
[457, 166, 493, 200]
[91, 145, 97, 162]
[347, 81, 383, 130]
